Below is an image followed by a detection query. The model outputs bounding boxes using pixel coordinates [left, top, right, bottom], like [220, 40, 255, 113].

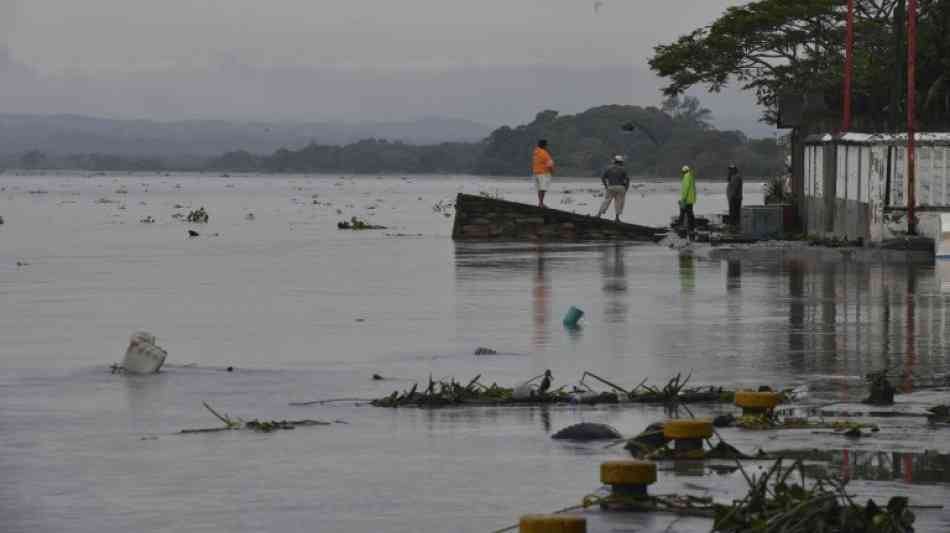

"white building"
[803, 132, 950, 254]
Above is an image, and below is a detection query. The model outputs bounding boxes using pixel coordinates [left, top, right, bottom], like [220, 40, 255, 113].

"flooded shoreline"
[2, 174, 950, 532]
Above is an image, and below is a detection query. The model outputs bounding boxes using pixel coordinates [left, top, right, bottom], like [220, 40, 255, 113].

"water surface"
[2, 173, 950, 532]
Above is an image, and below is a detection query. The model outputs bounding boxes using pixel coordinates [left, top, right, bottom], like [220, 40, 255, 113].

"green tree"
[662, 95, 713, 129]
[648, 0, 950, 130]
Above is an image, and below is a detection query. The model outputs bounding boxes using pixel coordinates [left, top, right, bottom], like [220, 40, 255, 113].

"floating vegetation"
[140, 216, 155, 224]
[711, 459, 916, 533]
[186, 207, 209, 223]
[473, 346, 497, 355]
[370, 374, 570, 408]
[733, 414, 880, 434]
[580, 371, 730, 404]
[337, 216, 386, 230]
[370, 371, 739, 408]
[179, 402, 333, 434]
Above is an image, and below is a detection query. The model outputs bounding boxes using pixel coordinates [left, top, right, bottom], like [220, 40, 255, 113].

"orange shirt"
[532, 147, 554, 175]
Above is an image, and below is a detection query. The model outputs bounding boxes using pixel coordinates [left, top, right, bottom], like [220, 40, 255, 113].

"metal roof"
[805, 132, 950, 145]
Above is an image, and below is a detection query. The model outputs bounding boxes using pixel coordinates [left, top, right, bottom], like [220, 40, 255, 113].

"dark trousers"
[676, 204, 695, 235]
[728, 197, 742, 226]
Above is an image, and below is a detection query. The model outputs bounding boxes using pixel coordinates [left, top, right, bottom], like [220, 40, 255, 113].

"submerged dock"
[451, 193, 665, 241]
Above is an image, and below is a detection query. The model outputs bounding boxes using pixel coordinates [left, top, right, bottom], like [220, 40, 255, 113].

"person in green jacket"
[676, 165, 696, 238]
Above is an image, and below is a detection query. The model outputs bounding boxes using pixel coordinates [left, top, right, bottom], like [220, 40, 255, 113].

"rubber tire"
[734, 390, 782, 410]
[663, 419, 714, 440]
[519, 514, 587, 533]
[600, 460, 657, 486]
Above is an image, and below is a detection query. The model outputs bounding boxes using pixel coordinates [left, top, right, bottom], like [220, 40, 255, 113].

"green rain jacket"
[680, 169, 696, 206]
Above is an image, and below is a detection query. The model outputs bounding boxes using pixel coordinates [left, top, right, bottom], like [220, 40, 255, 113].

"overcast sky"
[5, 0, 746, 72]
[0, 0, 773, 135]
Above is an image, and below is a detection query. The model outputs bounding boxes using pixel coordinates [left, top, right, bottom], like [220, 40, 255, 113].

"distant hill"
[0, 113, 495, 157]
[204, 104, 784, 178]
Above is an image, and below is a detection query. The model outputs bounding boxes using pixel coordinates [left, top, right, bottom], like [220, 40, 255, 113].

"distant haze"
[0, 0, 776, 139]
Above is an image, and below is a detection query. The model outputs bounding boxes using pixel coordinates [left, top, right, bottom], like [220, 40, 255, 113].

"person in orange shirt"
[531, 139, 554, 208]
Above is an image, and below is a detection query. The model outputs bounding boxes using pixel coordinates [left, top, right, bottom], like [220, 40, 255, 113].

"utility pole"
[891, 0, 906, 132]
[907, 0, 918, 234]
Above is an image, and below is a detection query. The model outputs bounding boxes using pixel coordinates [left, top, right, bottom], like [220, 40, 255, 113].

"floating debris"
[337, 216, 386, 230]
[711, 459, 916, 533]
[0, 215, 4, 225]
[245, 212, 255, 221]
[371, 371, 737, 408]
[188, 230, 200, 238]
[140, 216, 155, 224]
[186, 207, 209, 223]
[474, 346, 497, 356]
[180, 402, 333, 434]
[112, 331, 167, 375]
[551, 423, 622, 441]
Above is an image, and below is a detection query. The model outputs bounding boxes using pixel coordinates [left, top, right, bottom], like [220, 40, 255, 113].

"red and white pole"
[907, 0, 918, 234]
[842, 0, 854, 132]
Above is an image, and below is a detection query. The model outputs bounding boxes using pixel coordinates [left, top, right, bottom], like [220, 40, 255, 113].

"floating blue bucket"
[562, 306, 584, 328]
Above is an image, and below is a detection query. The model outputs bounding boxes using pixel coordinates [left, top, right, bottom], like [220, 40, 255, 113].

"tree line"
[4, 101, 786, 179]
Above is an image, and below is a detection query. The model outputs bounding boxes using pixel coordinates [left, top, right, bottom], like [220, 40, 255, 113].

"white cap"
[613, 155, 625, 163]
[681, 165, 691, 172]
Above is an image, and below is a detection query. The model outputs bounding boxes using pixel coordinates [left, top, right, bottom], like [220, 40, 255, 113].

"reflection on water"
[831, 449, 950, 485]
[903, 268, 918, 393]
[456, 242, 950, 395]
[533, 248, 550, 350]
[756, 253, 950, 392]
[601, 244, 628, 324]
[679, 254, 695, 293]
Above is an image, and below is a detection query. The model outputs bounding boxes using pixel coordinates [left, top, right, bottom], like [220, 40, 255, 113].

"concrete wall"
[451, 193, 662, 241]
[803, 135, 949, 246]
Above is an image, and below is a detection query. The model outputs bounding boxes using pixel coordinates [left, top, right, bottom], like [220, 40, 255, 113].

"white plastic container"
[121, 332, 168, 374]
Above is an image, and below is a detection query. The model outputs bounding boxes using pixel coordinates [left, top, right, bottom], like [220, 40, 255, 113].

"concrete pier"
[451, 193, 665, 242]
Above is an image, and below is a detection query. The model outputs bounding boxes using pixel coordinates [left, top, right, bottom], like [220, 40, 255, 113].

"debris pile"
[180, 402, 333, 434]
[371, 371, 740, 408]
[337, 216, 386, 230]
[186, 207, 209, 223]
[712, 459, 916, 532]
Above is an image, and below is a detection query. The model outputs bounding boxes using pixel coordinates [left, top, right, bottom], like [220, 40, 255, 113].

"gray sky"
[7, 0, 746, 72]
[1, 0, 772, 135]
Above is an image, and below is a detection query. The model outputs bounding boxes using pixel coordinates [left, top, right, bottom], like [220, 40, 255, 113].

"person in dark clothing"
[726, 164, 743, 227]
[596, 155, 630, 221]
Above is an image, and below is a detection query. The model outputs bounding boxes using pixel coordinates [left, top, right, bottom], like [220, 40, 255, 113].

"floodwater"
[2, 173, 950, 532]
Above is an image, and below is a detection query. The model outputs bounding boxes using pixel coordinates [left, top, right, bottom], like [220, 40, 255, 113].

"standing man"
[597, 155, 630, 222]
[677, 165, 696, 238]
[726, 164, 743, 227]
[532, 139, 554, 208]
